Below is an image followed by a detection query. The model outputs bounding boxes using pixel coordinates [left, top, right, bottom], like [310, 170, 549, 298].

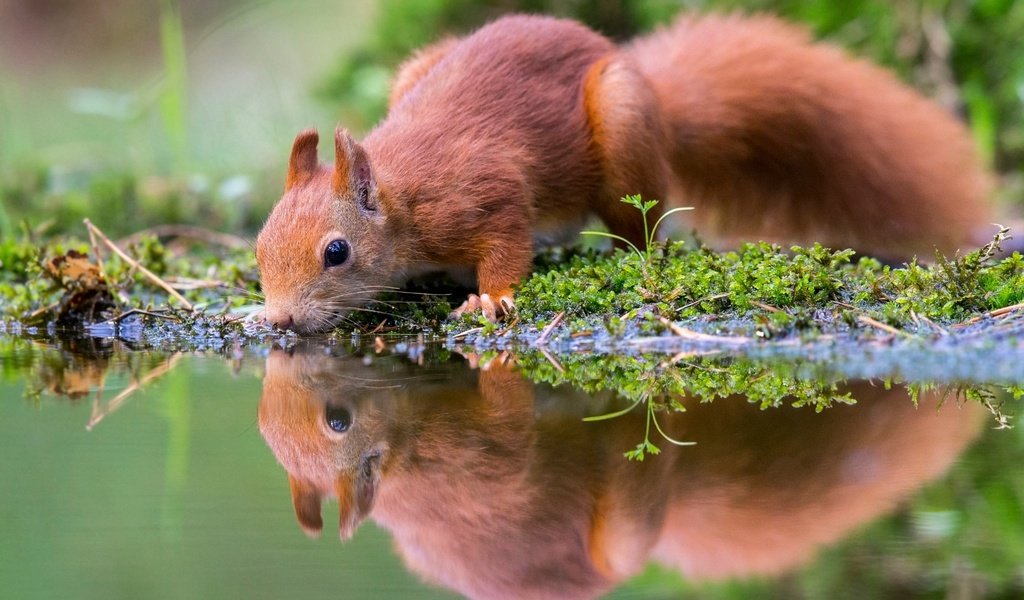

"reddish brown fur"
[387, 37, 459, 110]
[285, 129, 320, 191]
[259, 349, 984, 599]
[625, 14, 992, 258]
[365, 16, 617, 294]
[257, 13, 993, 332]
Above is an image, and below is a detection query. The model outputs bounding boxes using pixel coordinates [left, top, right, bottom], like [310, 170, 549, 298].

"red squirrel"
[255, 13, 992, 333]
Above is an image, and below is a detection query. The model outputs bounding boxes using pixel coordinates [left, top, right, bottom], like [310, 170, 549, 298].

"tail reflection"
[258, 346, 982, 599]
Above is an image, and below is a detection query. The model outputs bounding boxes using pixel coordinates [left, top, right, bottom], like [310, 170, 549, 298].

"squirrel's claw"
[480, 293, 515, 322]
[450, 294, 482, 319]
[450, 293, 515, 322]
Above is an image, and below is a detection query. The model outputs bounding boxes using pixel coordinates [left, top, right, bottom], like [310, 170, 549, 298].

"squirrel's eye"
[323, 239, 350, 268]
[325, 405, 351, 433]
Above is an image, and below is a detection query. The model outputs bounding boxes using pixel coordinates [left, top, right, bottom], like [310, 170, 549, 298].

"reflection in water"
[0, 336, 186, 429]
[258, 345, 984, 600]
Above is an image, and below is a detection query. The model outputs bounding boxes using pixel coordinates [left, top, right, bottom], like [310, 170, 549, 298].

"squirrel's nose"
[265, 308, 295, 330]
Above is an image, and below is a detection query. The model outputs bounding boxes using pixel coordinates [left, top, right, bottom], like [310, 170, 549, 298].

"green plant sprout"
[581, 194, 693, 260]
[584, 394, 695, 461]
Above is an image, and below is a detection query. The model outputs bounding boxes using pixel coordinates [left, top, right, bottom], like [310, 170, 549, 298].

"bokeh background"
[1, 0, 1022, 239]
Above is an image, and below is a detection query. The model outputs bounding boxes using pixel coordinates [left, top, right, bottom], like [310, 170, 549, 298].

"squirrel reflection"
[258, 346, 983, 599]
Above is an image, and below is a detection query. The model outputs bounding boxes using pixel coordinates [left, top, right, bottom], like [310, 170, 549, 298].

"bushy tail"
[624, 14, 993, 259]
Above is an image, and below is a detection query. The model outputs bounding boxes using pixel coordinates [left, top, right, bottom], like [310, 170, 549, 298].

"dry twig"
[535, 311, 565, 347]
[87, 353, 184, 431]
[857, 315, 906, 336]
[83, 219, 194, 310]
[956, 301, 1024, 329]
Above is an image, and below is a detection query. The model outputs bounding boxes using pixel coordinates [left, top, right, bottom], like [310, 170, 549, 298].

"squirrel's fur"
[256, 14, 992, 333]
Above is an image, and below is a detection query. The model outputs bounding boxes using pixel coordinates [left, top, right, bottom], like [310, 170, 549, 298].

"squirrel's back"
[366, 15, 614, 250]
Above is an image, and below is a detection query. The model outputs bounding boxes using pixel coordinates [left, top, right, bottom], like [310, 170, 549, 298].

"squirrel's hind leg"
[582, 54, 674, 249]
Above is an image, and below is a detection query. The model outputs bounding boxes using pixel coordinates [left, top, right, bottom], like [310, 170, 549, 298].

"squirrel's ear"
[333, 126, 378, 213]
[288, 475, 324, 538]
[335, 473, 363, 541]
[335, 446, 385, 540]
[286, 128, 320, 191]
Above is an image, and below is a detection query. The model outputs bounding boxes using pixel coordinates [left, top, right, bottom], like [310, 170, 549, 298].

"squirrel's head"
[256, 127, 398, 334]
[258, 347, 392, 539]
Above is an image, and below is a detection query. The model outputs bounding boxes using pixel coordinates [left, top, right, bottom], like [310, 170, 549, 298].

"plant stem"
[159, 0, 189, 173]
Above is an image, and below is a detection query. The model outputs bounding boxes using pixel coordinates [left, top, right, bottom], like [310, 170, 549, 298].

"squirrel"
[255, 13, 993, 333]
[258, 346, 983, 598]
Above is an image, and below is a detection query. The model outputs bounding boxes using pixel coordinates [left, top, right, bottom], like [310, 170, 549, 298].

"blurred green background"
[1, 0, 1022, 240]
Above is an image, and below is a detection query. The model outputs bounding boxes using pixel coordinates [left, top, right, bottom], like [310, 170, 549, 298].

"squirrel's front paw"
[450, 292, 515, 322]
[451, 294, 483, 319]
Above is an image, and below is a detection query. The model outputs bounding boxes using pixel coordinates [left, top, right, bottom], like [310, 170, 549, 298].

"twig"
[535, 311, 565, 347]
[857, 315, 906, 336]
[539, 348, 565, 373]
[86, 222, 107, 278]
[497, 316, 520, 337]
[221, 313, 248, 325]
[913, 311, 948, 336]
[657, 316, 750, 344]
[987, 302, 1024, 319]
[83, 219, 194, 310]
[106, 308, 178, 324]
[26, 301, 60, 321]
[956, 301, 1024, 328]
[369, 319, 388, 334]
[629, 317, 752, 347]
[116, 225, 251, 250]
[677, 293, 729, 312]
[750, 300, 783, 314]
[86, 354, 184, 431]
[451, 326, 484, 340]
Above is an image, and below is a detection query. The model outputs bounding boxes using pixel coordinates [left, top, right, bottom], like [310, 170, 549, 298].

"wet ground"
[1, 328, 1023, 599]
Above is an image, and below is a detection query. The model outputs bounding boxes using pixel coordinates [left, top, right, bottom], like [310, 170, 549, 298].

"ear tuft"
[335, 446, 383, 541]
[335, 474, 360, 540]
[333, 127, 356, 188]
[289, 475, 324, 538]
[286, 128, 320, 191]
[333, 126, 378, 212]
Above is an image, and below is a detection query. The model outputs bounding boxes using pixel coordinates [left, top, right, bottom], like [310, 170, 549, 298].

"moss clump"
[863, 230, 1024, 325]
[512, 225, 1024, 337]
[0, 231, 261, 326]
[516, 241, 857, 322]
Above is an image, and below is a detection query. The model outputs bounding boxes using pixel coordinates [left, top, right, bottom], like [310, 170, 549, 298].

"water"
[1, 334, 1022, 599]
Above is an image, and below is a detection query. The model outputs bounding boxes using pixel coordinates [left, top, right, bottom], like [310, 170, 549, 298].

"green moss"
[512, 222, 1023, 337]
[0, 231, 261, 325]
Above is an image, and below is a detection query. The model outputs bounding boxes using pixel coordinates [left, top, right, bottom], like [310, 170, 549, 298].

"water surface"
[1, 334, 1022, 599]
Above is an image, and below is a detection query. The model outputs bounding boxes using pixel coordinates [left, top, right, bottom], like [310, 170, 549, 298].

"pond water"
[1, 333, 1023, 599]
